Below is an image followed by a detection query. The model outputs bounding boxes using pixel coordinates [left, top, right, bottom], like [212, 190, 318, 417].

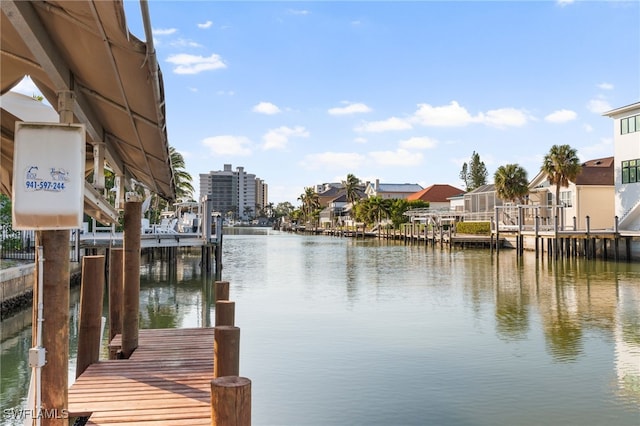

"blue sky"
[13, 0, 640, 204]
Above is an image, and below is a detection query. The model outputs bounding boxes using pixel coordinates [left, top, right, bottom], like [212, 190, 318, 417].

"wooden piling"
[214, 325, 240, 378]
[122, 200, 142, 359]
[215, 300, 236, 326]
[40, 230, 71, 426]
[215, 280, 230, 302]
[76, 255, 105, 378]
[211, 376, 251, 426]
[108, 248, 124, 359]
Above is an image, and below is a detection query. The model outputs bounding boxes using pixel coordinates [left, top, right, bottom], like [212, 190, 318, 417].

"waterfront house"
[406, 184, 465, 210]
[527, 157, 615, 230]
[463, 184, 503, 221]
[603, 102, 640, 231]
[365, 179, 423, 199]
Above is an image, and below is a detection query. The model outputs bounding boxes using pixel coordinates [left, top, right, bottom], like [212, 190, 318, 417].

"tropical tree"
[460, 151, 488, 191]
[169, 146, 194, 201]
[366, 196, 391, 236]
[494, 163, 529, 204]
[274, 202, 294, 219]
[541, 144, 581, 205]
[298, 187, 320, 225]
[342, 174, 362, 205]
[265, 202, 275, 219]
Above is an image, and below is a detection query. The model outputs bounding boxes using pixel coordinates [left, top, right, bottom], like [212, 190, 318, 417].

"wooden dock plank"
[69, 328, 214, 425]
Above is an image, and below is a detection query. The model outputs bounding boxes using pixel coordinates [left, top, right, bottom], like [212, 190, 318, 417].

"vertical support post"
[76, 255, 105, 378]
[586, 215, 591, 259]
[553, 213, 559, 260]
[211, 376, 251, 426]
[572, 216, 577, 231]
[215, 280, 230, 302]
[215, 300, 236, 326]
[36, 89, 76, 426]
[518, 206, 523, 256]
[214, 326, 240, 378]
[495, 208, 500, 254]
[39, 230, 70, 426]
[92, 142, 106, 190]
[122, 200, 142, 358]
[108, 248, 124, 359]
[534, 215, 539, 258]
[614, 216, 619, 262]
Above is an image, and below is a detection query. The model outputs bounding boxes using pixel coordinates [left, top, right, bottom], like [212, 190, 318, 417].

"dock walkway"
[68, 327, 214, 425]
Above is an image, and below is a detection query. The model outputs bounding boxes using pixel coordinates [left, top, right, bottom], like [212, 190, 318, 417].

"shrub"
[456, 221, 490, 235]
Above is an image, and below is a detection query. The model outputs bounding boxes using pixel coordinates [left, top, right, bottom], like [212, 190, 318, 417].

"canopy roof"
[1, 0, 175, 211]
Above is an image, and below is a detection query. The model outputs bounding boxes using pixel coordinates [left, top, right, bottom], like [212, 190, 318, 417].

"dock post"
[215, 280, 230, 301]
[534, 215, 539, 258]
[76, 255, 105, 378]
[211, 376, 251, 426]
[108, 248, 124, 357]
[495, 208, 500, 255]
[614, 216, 619, 262]
[216, 300, 236, 326]
[39, 230, 71, 426]
[586, 216, 591, 259]
[122, 199, 142, 359]
[214, 325, 240, 377]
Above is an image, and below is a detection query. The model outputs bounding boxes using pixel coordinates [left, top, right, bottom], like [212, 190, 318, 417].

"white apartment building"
[603, 102, 640, 230]
[199, 164, 267, 221]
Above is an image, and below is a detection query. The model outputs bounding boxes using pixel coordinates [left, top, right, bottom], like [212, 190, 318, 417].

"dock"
[68, 328, 214, 425]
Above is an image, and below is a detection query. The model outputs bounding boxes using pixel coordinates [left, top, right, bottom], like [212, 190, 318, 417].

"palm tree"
[342, 174, 361, 205]
[298, 187, 319, 226]
[494, 163, 529, 204]
[541, 144, 581, 206]
[169, 146, 194, 201]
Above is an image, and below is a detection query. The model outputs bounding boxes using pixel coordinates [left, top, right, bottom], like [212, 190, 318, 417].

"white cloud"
[202, 135, 252, 156]
[398, 136, 438, 150]
[369, 149, 423, 167]
[587, 98, 612, 114]
[598, 82, 614, 90]
[354, 137, 367, 144]
[263, 126, 309, 150]
[355, 117, 412, 132]
[412, 101, 477, 127]
[287, 9, 310, 15]
[556, 0, 575, 6]
[153, 28, 177, 36]
[198, 21, 213, 29]
[166, 53, 226, 74]
[544, 109, 578, 123]
[579, 138, 614, 160]
[480, 108, 530, 128]
[169, 39, 203, 48]
[188, 87, 198, 93]
[412, 101, 530, 128]
[299, 152, 365, 170]
[253, 102, 282, 115]
[328, 102, 372, 116]
[583, 124, 594, 132]
[217, 90, 235, 96]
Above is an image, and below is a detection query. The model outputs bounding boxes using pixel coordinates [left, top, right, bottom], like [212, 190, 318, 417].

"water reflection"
[2, 230, 640, 425]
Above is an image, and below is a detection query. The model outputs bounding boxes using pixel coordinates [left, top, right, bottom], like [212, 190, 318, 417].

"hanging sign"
[12, 122, 86, 230]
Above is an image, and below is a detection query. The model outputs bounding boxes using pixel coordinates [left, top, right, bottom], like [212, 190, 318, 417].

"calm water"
[1, 228, 639, 425]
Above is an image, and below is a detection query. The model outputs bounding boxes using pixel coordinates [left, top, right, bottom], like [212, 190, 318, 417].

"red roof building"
[407, 184, 465, 210]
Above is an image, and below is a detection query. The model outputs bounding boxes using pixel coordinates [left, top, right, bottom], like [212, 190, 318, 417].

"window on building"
[622, 159, 639, 184]
[621, 114, 640, 135]
[560, 191, 572, 207]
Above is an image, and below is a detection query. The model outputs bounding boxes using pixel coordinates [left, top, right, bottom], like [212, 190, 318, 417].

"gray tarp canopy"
[1, 0, 175, 223]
